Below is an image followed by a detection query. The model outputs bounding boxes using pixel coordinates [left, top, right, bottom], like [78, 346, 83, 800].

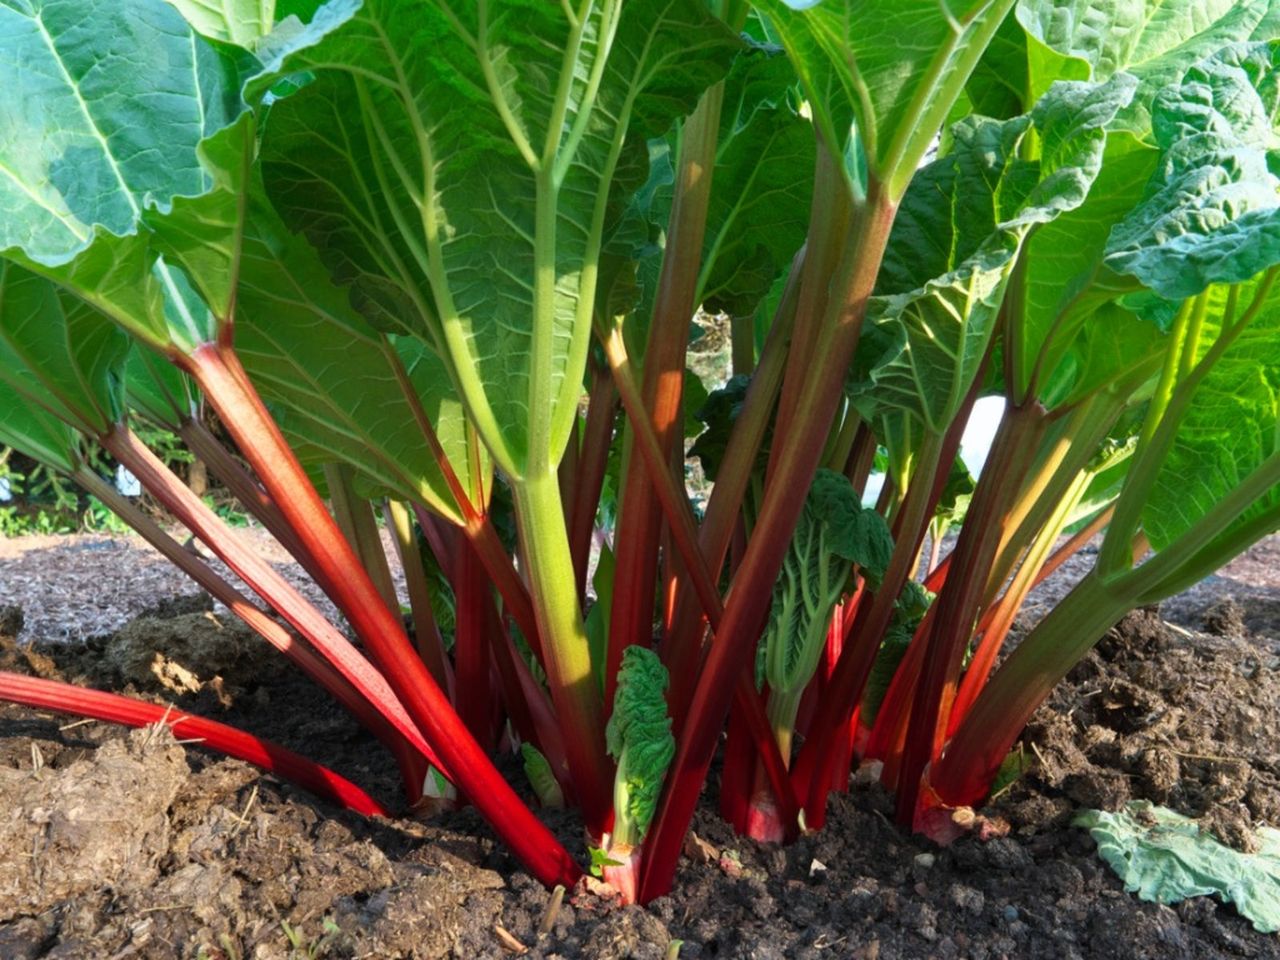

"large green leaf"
[696, 41, 814, 318]
[259, 0, 737, 479]
[956, 12, 1030, 122]
[1104, 42, 1280, 301]
[0, 0, 483, 521]
[1008, 132, 1159, 404]
[0, 0, 357, 352]
[1142, 274, 1280, 551]
[1017, 0, 1280, 138]
[125, 345, 199, 430]
[0, 262, 128, 435]
[0, 376, 82, 474]
[0, 0, 244, 265]
[231, 200, 487, 524]
[759, 0, 1018, 198]
[1036, 300, 1166, 409]
[0, 0, 254, 350]
[860, 77, 1134, 432]
[163, 0, 276, 45]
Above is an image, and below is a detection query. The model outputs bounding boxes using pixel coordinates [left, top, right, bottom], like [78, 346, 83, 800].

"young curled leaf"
[757, 470, 894, 754]
[606, 646, 675, 848]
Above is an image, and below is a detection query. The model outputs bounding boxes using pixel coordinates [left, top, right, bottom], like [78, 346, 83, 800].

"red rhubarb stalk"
[73, 467, 426, 772]
[896, 402, 1048, 823]
[606, 82, 725, 707]
[662, 251, 803, 728]
[0, 672, 389, 818]
[639, 192, 898, 902]
[947, 504, 1114, 736]
[600, 325, 800, 838]
[569, 363, 619, 598]
[185, 343, 580, 888]
[97, 429, 447, 778]
[454, 536, 498, 749]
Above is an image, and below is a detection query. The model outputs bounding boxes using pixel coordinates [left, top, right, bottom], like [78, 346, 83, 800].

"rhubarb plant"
[2, 0, 1280, 908]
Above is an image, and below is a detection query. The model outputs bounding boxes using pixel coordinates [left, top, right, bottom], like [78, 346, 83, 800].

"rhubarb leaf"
[865, 77, 1135, 432]
[162, 0, 277, 46]
[0, 0, 356, 353]
[696, 41, 815, 318]
[759, 0, 1019, 197]
[1104, 43, 1280, 301]
[1077, 801, 1280, 933]
[259, 0, 737, 478]
[0, 378, 82, 475]
[1142, 273, 1280, 552]
[988, 12, 1280, 404]
[1007, 134, 1159, 405]
[933, 459, 976, 534]
[231, 200, 487, 524]
[606, 645, 675, 848]
[0, 262, 128, 435]
[1039, 300, 1167, 409]
[0, 0, 243, 266]
[1016, 0, 1280, 137]
[757, 470, 891, 699]
[125, 346, 199, 431]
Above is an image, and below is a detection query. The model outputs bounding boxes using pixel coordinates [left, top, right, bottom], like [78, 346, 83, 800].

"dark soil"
[1, 595, 1279, 959]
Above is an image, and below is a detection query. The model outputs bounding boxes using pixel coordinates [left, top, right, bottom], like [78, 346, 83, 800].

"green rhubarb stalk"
[512, 468, 613, 833]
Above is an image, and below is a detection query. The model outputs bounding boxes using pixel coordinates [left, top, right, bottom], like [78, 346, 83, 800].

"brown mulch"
[0, 526, 409, 645]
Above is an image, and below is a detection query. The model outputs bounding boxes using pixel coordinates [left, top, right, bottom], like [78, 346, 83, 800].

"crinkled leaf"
[1017, 0, 1280, 138]
[1077, 801, 1280, 933]
[810, 470, 893, 576]
[866, 77, 1135, 431]
[606, 645, 675, 845]
[1105, 43, 1280, 301]
[259, 0, 738, 478]
[758, 470, 890, 696]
